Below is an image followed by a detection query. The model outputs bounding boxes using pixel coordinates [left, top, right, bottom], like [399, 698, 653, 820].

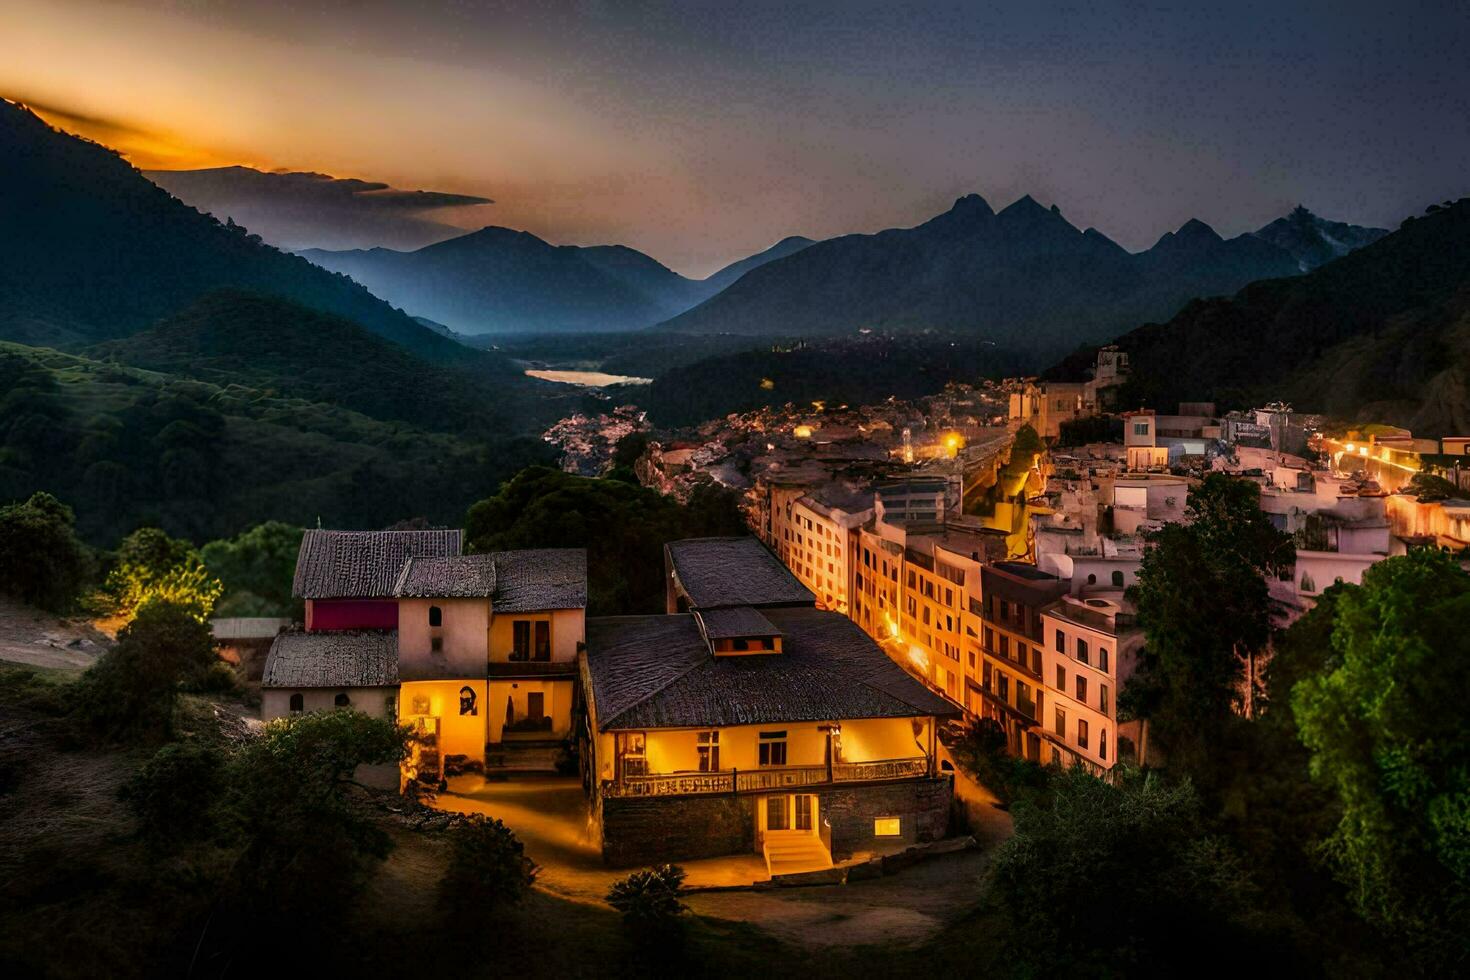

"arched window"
[1110, 570, 1124, 587]
[334, 692, 351, 708]
[428, 605, 443, 628]
[1086, 573, 1097, 585]
[289, 692, 304, 714]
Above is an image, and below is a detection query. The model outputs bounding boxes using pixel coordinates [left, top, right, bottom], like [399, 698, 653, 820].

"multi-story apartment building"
[1039, 591, 1144, 770]
[767, 483, 873, 614]
[973, 561, 1068, 761]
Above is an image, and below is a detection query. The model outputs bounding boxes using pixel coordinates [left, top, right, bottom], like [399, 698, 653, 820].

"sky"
[4, 0, 1468, 276]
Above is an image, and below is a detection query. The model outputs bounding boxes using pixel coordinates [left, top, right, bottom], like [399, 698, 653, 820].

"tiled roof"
[585, 607, 957, 731]
[262, 629, 399, 688]
[489, 549, 588, 612]
[210, 617, 291, 641]
[665, 537, 815, 610]
[697, 605, 780, 639]
[394, 554, 497, 598]
[292, 529, 462, 599]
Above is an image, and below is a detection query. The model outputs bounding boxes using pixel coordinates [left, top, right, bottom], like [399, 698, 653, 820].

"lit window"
[874, 817, 901, 836]
[698, 730, 721, 772]
[759, 731, 788, 767]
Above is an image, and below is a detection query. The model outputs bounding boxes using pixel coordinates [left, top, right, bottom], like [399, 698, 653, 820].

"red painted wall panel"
[307, 599, 398, 631]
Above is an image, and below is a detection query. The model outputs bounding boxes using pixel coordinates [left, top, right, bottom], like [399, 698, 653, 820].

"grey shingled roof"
[261, 629, 399, 688]
[665, 537, 815, 610]
[394, 554, 497, 597]
[585, 606, 957, 731]
[489, 549, 588, 612]
[292, 529, 462, 599]
[697, 605, 780, 640]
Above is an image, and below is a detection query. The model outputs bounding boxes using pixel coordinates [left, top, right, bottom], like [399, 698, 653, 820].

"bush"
[102, 527, 223, 623]
[73, 600, 216, 741]
[606, 864, 688, 934]
[437, 815, 537, 931]
[120, 741, 224, 843]
[0, 492, 91, 612]
[941, 717, 1050, 806]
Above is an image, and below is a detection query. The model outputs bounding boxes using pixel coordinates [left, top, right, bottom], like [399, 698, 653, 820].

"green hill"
[88, 290, 560, 434]
[0, 342, 555, 545]
[1049, 198, 1470, 437]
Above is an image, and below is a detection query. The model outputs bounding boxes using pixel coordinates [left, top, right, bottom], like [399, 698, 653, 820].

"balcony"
[601, 756, 932, 799]
[487, 661, 576, 679]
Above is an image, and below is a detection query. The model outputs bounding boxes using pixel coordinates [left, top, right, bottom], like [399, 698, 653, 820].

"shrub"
[606, 864, 688, 933]
[120, 741, 224, 843]
[437, 815, 537, 931]
[73, 600, 216, 741]
[0, 491, 91, 612]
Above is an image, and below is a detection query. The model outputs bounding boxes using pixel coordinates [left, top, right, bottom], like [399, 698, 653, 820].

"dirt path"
[0, 597, 111, 672]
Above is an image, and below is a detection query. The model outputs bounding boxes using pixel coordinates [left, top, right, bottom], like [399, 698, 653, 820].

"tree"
[103, 526, 223, 622]
[1292, 550, 1470, 963]
[465, 467, 746, 615]
[220, 712, 407, 937]
[939, 717, 1049, 806]
[73, 600, 216, 740]
[607, 864, 688, 947]
[200, 521, 303, 617]
[1124, 475, 1293, 774]
[0, 491, 90, 611]
[120, 741, 225, 844]
[990, 768, 1266, 975]
[437, 815, 538, 933]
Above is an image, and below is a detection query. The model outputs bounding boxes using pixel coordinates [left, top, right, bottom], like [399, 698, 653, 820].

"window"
[982, 661, 992, 690]
[759, 731, 788, 767]
[428, 605, 442, 627]
[1133, 422, 1150, 436]
[1076, 676, 1088, 702]
[334, 692, 351, 708]
[1100, 729, 1108, 760]
[512, 620, 531, 659]
[997, 674, 1010, 701]
[618, 732, 647, 778]
[1078, 719, 1090, 750]
[1054, 628, 1064, 652]
[1000, 635, 1010, 658]
[1056, 664, 1066, 688]
[1032, 647, 1042, 674]
[767, 794, 790, 831]
[289, 692, 304, 714]
[1087, 573, 1097, 585]
[1111, 570, 1125, 587]
[698, 731, 720, 772]
[1099, 647, 1110, 672]
[874, 817, 901, 837]
[1076, 638, 1089, 665]
[1055, 706, 1066, 738]
[534, 620, 551, 661]
[1100, 684, 1110, 714]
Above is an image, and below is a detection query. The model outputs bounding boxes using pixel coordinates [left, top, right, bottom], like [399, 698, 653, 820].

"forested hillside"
[1049, 198, 1470, 436]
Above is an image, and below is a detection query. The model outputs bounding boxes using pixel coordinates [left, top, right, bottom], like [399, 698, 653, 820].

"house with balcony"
[583, 538, 957, 873]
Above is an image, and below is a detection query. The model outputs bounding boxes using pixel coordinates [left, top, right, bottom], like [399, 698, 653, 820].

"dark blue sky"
[6, 0, 1468, 273]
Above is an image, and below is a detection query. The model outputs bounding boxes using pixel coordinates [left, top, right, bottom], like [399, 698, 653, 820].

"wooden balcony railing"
[602, 756, 932, 799]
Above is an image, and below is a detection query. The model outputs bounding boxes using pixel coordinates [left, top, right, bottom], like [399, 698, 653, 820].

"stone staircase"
[763, 835, 833, 878]
[486, 740, 562, 773]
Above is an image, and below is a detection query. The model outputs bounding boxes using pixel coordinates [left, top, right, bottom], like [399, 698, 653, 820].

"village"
[202, 343, 1469, 892]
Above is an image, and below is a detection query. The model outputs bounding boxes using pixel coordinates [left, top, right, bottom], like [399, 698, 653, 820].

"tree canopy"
[200, 520, 303, 617]
[0, 491, 90, 611]
[464, 467, 746, 615]
[1292, 550, 1470, 961]
[103, 527, 223, 622]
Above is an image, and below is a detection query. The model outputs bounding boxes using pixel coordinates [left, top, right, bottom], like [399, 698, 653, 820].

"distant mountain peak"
[950, 192, 993, 214]
[1000, 193, 1047, 215]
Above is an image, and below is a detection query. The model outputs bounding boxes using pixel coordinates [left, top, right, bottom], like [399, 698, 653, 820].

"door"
[527, 692, 545, 723]
[764, 794, 817, 835]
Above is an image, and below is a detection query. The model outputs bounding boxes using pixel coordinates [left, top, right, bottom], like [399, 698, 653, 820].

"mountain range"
[655, 194, 1387, 357]
[0, 100, 462, 361]
[1048, 198, 1470, 436]
[299, 232, 814, 335]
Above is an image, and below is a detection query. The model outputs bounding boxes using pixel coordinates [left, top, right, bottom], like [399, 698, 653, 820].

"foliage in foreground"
[991, 768, 1266, 974]
[438, 815, 538, 932]
[940, 717, 1049, 806]
[1292, 549, 1470, 965]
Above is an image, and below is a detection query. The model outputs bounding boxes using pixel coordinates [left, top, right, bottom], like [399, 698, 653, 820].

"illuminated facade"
[973, 561, 1068, 761]
[767, 485, 872, 614]
[1038, 592, 1143, 770]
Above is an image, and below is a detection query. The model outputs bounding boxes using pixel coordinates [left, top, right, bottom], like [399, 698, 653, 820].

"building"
[973, 561, 1069, 760]
[1039, 592, 1144, 770]
[582, 539, 958, 871]
[1123, 409, 1170, 471]
[1009, 380, 1087, 439]
[766, 483, 873, 614]
[262, 528, 589, 779]
[210, 616, 290, 682]
[262, 528, 462, 718]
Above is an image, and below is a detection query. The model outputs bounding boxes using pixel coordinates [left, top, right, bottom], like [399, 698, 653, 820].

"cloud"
[144, 166, 495, 251]
[12, 94, 240, 169]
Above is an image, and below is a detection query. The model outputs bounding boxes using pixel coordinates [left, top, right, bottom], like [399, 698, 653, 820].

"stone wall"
[819, 777, 952, 860]
[599, 793, 756, 867]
